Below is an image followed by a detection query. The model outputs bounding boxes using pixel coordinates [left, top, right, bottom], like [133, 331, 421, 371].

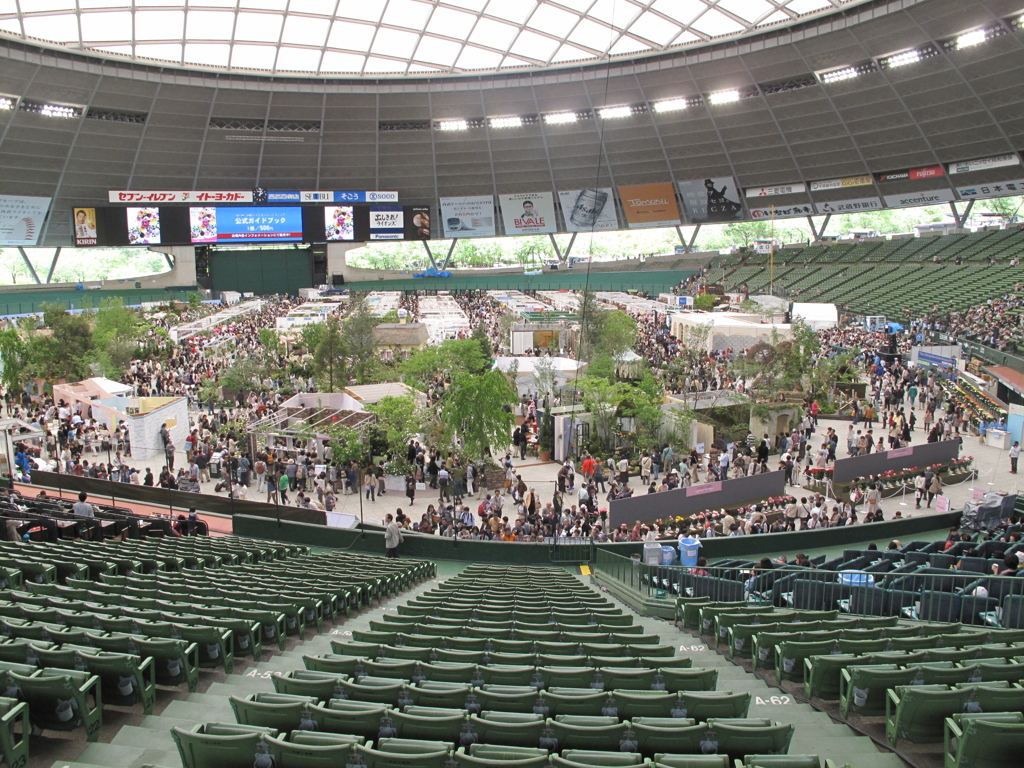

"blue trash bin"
[661, 546, 677, 565]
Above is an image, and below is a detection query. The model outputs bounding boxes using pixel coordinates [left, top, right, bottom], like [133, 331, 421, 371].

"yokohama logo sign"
[875, 165, 944, 183]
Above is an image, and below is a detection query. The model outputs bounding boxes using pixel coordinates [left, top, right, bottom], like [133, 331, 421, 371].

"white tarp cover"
[791, 302, 838, 330]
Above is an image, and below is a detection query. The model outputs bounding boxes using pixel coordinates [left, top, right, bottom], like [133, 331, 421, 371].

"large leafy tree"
[400, 339, 487, 391]
[0, 328, 26, 393]
[344, 301, 383, 385]
[313, 317, 348, 391]
[440, 369, 516, 461]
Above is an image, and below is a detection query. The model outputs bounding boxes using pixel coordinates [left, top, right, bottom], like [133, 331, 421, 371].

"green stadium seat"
[468, 711, 546, 747]
[412, 681, 475, 709]
[336, 676, 407, 706]
[303, 653, 365, 675]
[321, 699, 393, 739]
[839, 665, 917, 718]
[261, 730, 364, 768]
[382, 705, 466, 742]
[10, 669, 102, 741]
[475, 686, 544, 714]
[652, 755, 729, 768]
[703, 717, 795, 759]
[452, 743, 550, 767]
[350, 738, 453, 768]
[944, 712, 1024, 768]
[631, 717, 708, 755]
[171, 722, 279, 768]
[658, 667, 717, 692]
[670, 691, 751, 720]
[738, 757, 825, 768]
[549, 750, 647, 768]
[548, 715, 638, 752]
[229, 692, 321, 734]
[271, 670, 347, 700]
[540, 688, 607, 717]
[66, 646, 157, 715]
[174, 624, 234, 673]
[0, 695, 28, 768]
[776, 640, 838, 683]
[610, 691, 676, 719]
[886, 685, 970, 746]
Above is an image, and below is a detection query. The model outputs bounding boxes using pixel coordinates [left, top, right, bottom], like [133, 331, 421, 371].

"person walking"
[927, 471, 943, 508]
[1011, 441, 1021, 474]
[364, 468, 376, 502]
[405, 471, 416, 506]
[278, 471, 290, 505]
[384, 513, 403, 558]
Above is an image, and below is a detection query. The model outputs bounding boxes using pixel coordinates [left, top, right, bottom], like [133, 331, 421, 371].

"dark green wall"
[343, 269, 695, 296]
[211, 249, 313, 295]
[232, 512, 962, 565]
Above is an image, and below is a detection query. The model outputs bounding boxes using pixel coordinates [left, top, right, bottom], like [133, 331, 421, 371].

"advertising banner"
[809, 175, 874, 192]
[439, 195, 496, 238]
[0, 195, 50, 246]
[72, 206, 98, 247]
[210, 206, 303, 242]
[883, 189, 956, 208]
[557, 188, 618, 232]
[956, 179, 1024, 199]
[749, 204, 813, 219]
[617, 182, 680, 228]
[745, 182, 807, 198]
[126, 207, 161, 245]
[109, 190, 252, 203]
[948, 154, 1020, 175]
[407, 207, 431, 239]
[368, 205, 404, 240]
[500, 192, 557, 235]
[813, 197, 884, 215]
[678, 178, 744, 223]
[875, 165, 944, 183]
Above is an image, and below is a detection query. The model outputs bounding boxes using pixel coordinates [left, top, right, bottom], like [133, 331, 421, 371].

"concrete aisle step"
[138, 713, 204, 731]
[60, 742, 179, 768]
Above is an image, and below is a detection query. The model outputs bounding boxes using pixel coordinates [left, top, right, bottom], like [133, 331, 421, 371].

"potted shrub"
[538, 413, 555, 462]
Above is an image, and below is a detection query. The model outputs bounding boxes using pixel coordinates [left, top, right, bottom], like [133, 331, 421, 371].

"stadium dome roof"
[0, 0, 871, 78]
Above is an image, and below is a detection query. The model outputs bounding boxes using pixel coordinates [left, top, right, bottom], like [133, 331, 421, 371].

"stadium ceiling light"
[884, 49, 920, 68]
[489, 115, 522, 129]
[0, 97, 12, 110]
[707, 89, 740, 105]
[821, 67, 859, 83]
[652, 97, 689, 113]
[437, 119, 468, 131]
[40, 103, 78, 118]
[956, 29, 987, 48]
[544, 111, 577, 125]
[597, 105, 632, 119]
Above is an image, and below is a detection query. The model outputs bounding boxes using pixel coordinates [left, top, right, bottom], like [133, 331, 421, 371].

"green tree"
[576, 376, 629, 452]
[0, 328, 26, 393]
[258, 328, 280, 355]
[577, 289, 606, 363]
[623, 374, 665, 452]
[595, 309, 637, 359]
[400, 339, 487, 391]
[470, 323, 493, 366]
[344, 302, 383, 385]
[366, 394, 423, 463]
[693, 293, 716, 311]
[26, 303, 95, 381]
[300, 321, 327, 355]
[440, 369, 516, 461]
[313, 317, 348, 391]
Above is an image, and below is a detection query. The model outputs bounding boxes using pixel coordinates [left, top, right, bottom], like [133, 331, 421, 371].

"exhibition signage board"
[617, 182, 681, 228]
[831, 439, 960, 484]
[875, 165, 944, 183]
[813, 197, 883, 215]
[557, 188, 619, 231]
[883, 189, 956, 208]
[746, 183, 807, 198]
[0, 195, 51, 246]
[809, 175, 874, 191]
[678, 178, 744, 223]
[500, 192, 557, 235]
[947, 154, 1019, 174]
[749, 204, 813, 219]
[956, 179, 1024, 199]
[439, 195, 496, 238]
[72, 206, 98, 246]
[608, 470, 787, 528]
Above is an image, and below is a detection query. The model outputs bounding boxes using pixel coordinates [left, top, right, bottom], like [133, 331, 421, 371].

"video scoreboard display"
[72, 204, 431, 247]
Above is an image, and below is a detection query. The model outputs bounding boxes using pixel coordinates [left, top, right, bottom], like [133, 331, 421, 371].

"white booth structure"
[492, 356, 585, 397]
[791, 302, 838, 331]
[53, 377, 188, 462]
[670, 313, 793, 353]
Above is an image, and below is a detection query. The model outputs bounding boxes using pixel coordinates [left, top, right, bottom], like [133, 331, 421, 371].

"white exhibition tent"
[791, 302, 839, 331]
